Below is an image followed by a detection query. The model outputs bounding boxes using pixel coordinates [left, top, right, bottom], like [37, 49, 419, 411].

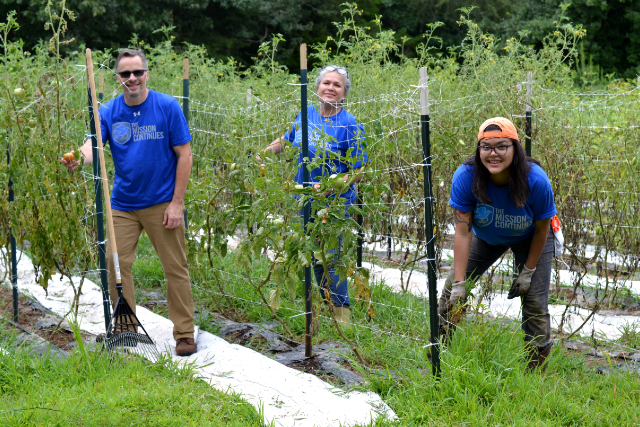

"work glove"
[448, 281, 466, 308]
[507, 265, 536, 299]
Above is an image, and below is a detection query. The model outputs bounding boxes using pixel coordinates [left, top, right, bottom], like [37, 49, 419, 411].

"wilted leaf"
[269, 288, 282, 310]
[286, 275, 296, 299]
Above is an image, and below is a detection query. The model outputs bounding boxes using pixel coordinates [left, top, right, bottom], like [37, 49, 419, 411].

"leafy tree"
[494, 0, 640, 78]
[0, 0, 637, 76]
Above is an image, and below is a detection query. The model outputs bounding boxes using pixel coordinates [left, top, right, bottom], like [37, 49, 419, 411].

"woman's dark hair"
[464, 124, 540, 208]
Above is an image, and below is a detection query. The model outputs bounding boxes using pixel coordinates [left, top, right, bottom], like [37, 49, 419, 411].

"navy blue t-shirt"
[284, 105, 367, 205]
[449, 163, 557, 245]
[99, 90, 191, 211]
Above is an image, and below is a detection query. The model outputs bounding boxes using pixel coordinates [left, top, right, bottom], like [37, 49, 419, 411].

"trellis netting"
[1, 7, 639, 376]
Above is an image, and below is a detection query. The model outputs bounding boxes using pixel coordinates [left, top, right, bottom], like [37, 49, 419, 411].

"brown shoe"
[176, 337, 197, 356]
[526, 343, 552, 373]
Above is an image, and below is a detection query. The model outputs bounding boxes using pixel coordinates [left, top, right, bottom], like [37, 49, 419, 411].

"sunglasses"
[324, 66, 349, 77]
[117, 69, 147, 79]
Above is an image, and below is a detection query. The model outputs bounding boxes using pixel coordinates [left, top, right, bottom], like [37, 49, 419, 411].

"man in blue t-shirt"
[62, 49, 196, 356]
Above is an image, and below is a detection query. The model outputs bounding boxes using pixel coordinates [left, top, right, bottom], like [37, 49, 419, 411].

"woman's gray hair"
[315, 65, 351, 97]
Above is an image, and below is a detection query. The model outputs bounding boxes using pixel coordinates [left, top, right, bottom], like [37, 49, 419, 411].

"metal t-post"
[301, 44, 312, 357]
[356, 191, 364, 269]
[525, 71, 532, 157]
[87, 73, 111, 331]
[419, 68, 440, 377]
[8, 145, 18, 322]
[182, 58, 190, 238]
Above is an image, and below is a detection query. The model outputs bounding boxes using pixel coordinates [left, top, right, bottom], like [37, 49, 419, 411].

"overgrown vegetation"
[1, 2, 640, 424]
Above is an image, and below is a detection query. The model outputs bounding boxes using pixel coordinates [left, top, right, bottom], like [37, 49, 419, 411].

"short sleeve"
[347, 121, 367, 169]
[284, 113, 301, 144]
[168, 98, 191, 146]
[448, 165, 476, 213]
[529, 166, 557, 220]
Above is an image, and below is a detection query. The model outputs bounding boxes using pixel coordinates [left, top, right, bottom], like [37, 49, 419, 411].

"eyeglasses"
[117, 69, 147, 79]
[323, 66, 349, 77]
[478, 144, 513, 156]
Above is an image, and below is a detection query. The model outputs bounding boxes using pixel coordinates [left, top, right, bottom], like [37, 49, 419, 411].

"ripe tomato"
[63, 152, 75, 163]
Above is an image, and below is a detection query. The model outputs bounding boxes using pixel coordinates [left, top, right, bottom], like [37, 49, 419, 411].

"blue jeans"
[298, 207, 351, 308]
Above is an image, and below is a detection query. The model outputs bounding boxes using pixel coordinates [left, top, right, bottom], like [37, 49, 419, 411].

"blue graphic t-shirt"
[449, 163, 557, 245]
[284, 105, 367, 205]
[99, 89, 191, 211]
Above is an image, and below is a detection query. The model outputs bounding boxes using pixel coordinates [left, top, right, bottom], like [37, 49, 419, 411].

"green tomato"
[27, 118, 37, 127]
[13, 88, 26, 100]
[333, 177, 345, 190]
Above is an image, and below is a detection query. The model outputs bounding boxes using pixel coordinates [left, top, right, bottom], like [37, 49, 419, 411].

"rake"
[86, 49, 160, 363]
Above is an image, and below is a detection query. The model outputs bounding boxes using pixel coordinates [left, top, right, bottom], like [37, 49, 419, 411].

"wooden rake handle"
[85, 49, 122, 284]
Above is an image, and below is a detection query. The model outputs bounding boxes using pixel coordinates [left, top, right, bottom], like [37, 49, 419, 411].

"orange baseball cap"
[477, 117, 519, 141]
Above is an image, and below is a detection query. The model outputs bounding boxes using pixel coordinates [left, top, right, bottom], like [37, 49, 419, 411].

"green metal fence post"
[182, 58, 190, 238]
[301, 44, 312, 358]
[88, 70, 111, 331]
[420, 67, 440, 377]
[525, 72, 532, 157]
[8, 144, 18, 322]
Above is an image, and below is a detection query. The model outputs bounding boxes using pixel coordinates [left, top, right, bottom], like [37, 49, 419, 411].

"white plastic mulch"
[363, 252, 640, 340]
[1, 250, 396, 427]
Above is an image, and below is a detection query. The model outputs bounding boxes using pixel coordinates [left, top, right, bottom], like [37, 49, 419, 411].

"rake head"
[103, 291, 160, 363]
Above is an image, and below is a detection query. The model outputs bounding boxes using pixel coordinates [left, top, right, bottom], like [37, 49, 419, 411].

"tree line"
[1, 0, 638, 79]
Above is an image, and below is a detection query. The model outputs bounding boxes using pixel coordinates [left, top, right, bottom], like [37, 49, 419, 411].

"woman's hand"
[507, 265, 536, 299]
[313, 183, 331, 198]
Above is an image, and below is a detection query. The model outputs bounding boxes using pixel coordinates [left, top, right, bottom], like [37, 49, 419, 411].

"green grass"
[95, 234, 640, 425]
[144, 233, 640, 426]
[0, 330, 264, 426]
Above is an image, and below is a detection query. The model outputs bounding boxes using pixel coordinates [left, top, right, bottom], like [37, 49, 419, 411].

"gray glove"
[448, 281, 466, 308]
[508, 265, 536, 299]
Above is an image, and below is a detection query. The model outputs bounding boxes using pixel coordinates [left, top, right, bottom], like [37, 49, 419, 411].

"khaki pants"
[106, 202, 194, 340]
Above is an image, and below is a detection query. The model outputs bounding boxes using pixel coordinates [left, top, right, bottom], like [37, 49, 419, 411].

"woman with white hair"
[259, 65, 367, 326]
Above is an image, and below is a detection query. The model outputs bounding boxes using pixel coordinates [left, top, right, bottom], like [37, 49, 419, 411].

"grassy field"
[129, 235, 640, 426]
[0, 325, 264, 426]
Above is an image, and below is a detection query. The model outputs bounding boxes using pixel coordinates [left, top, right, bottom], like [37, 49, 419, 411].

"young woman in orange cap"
[439, 117, 557, 371]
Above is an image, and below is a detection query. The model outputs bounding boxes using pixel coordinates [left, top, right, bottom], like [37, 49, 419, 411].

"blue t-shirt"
[99, 89, 191, 211]
[284, 105, 367, 205]
[449, 163, 557, 246]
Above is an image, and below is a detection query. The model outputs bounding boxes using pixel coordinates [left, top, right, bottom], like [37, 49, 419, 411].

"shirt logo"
[494, 208, 533, 232]
[112, 122, 132, 145]
[474, 204, 494, 227]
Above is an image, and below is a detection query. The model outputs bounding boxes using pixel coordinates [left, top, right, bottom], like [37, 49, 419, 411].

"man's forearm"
[172, 153, 192, 204]
[81, 139, 94, 165]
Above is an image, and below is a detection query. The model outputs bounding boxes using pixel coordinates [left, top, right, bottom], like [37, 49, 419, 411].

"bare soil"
[0, 285, 91, 351]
